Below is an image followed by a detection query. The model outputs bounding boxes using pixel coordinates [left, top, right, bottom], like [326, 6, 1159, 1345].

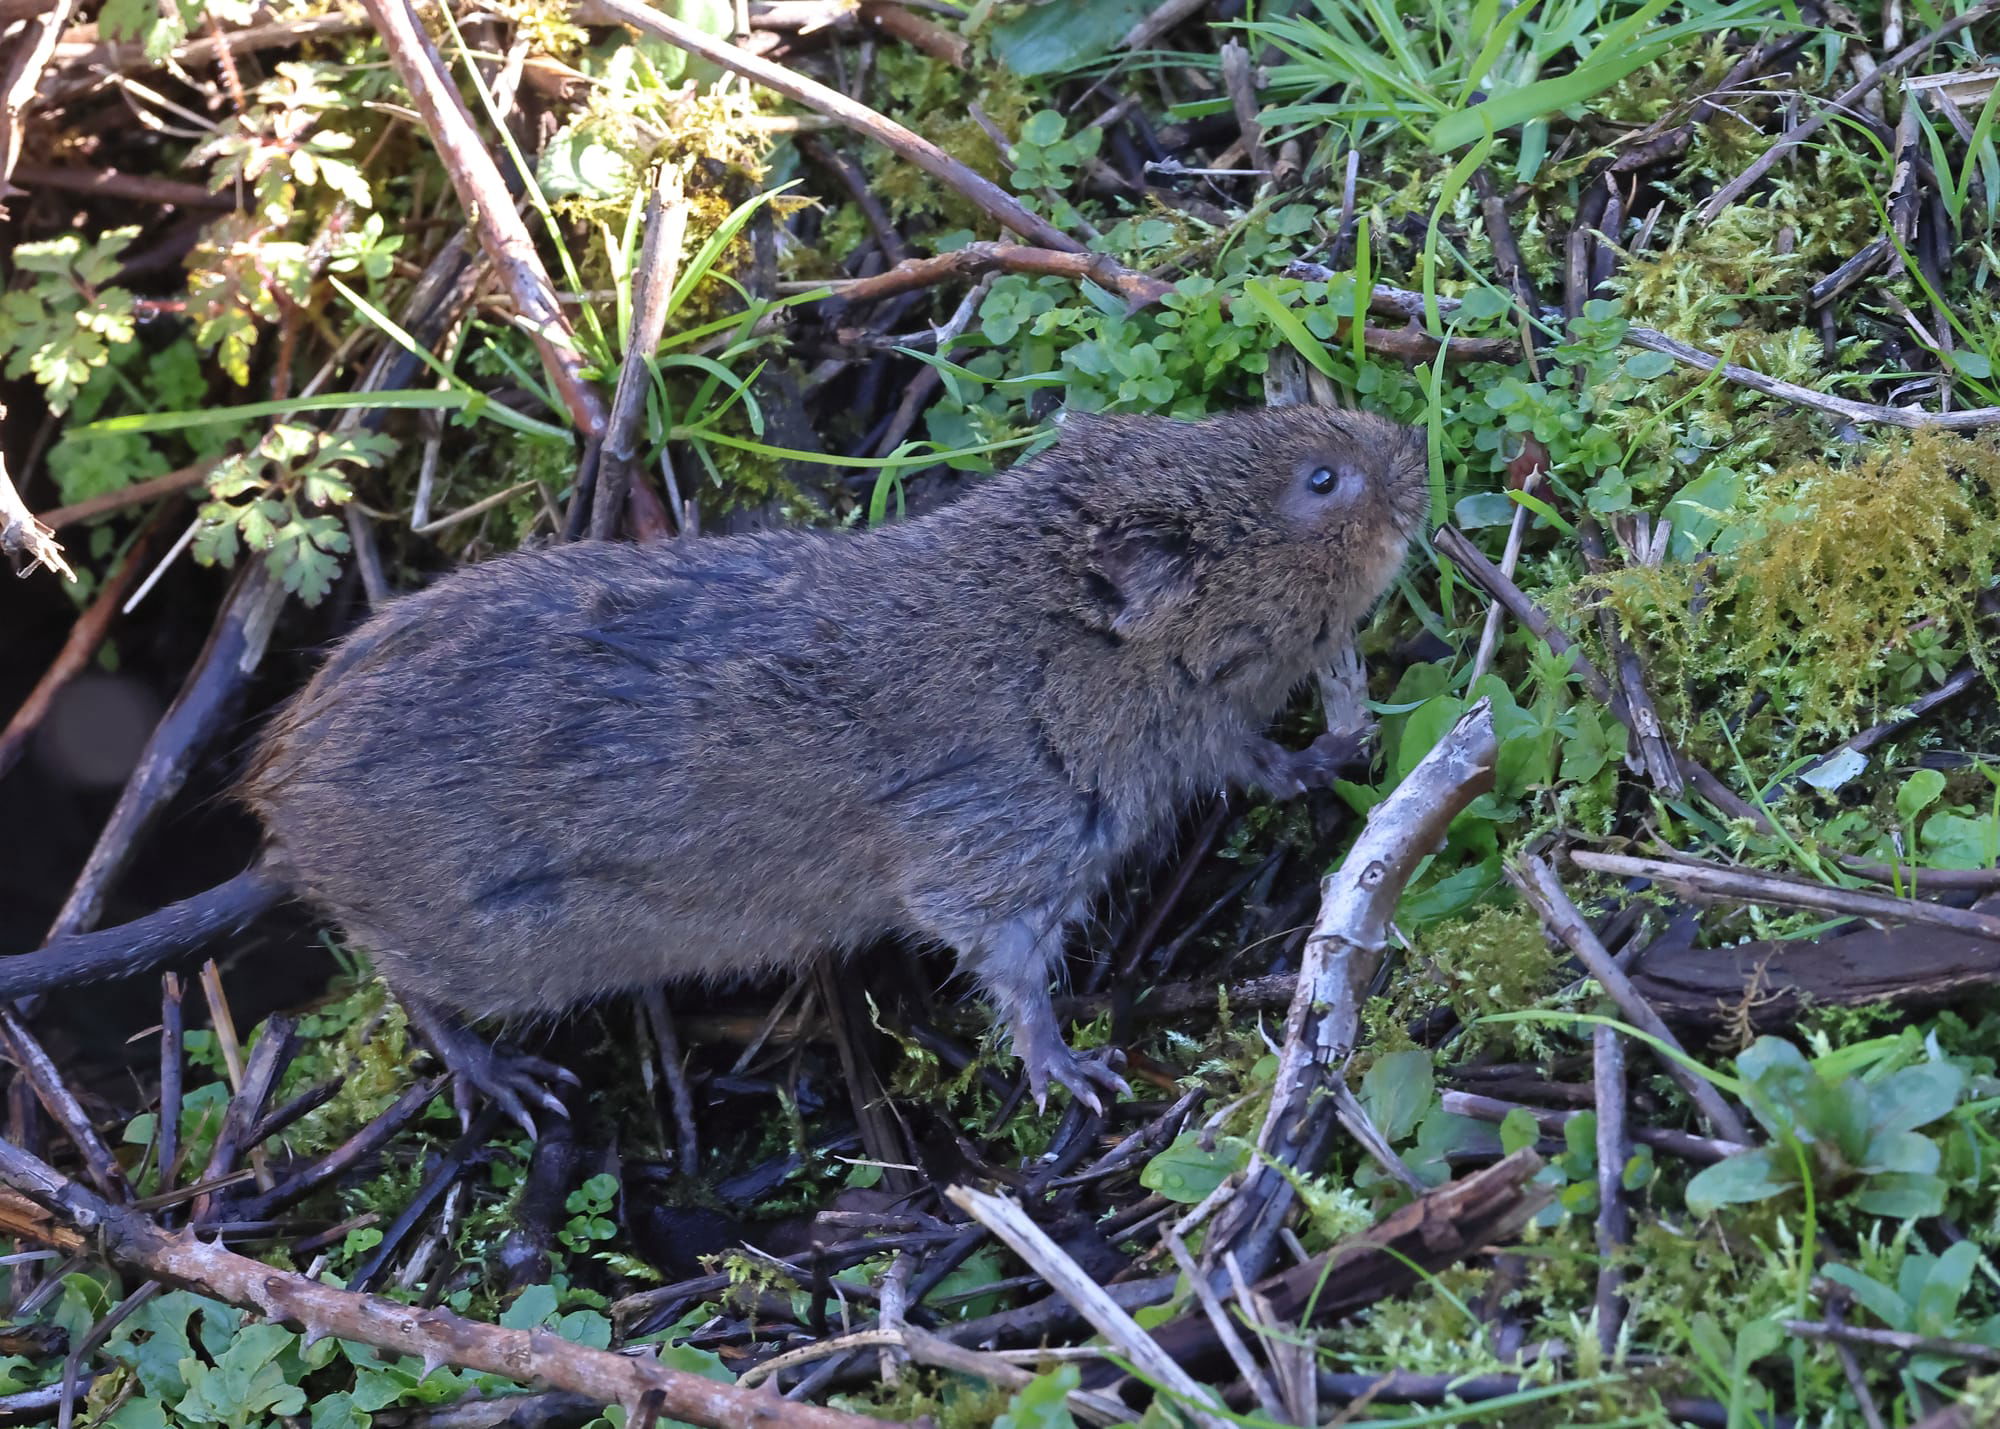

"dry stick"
[1569, 848, 2000, 943]
[1330, 271, 2000, 427]
[0, 464, 70, 582]
[1432, 524, 1773, 831]
[0, 1136, 901, 1429]
[1782, 1318, 2000, 1367]
[1442, 1091, 1747, 1163]
[10, 164, 232, 208]
[947, 1185, 1233, 1429]
[1212, 701, 1499, 1286]
[575, 0, 1077, 254]
[1825, 1301, 1891, 1429]
[1120, 0, 1207, 50]
[0, 0, 76, 188]
[594, 164, 689, 541]
[156, 974, 183, 1200]
[190, 1015, 296, 1226]
[46, 559, 284, 941]
[1509, 855, 1754, 1145]
[1577, 520, 1681, 795]
[0, 1009, 128, 1203]
[0, 510, 166, 780]
[1160, 1231, 1283, 1422]
[1465, 481, 1536, 688]
[820, 248, 1517, 363]
[1700, 0, 2000, 221]
[797, 134, 907, 265]
[854, 3, 965, 70]
[361, 0, 607, 443]
[1591, 1024, 1629, 1355]
[35, 462, 216, 532]
[640, 989, 698, 1173]
[1623, 324, 2000, 429]
[1218, 41, 1269, 179]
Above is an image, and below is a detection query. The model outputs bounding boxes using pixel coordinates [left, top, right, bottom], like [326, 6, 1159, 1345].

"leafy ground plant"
[11, 0, 2000, 1426]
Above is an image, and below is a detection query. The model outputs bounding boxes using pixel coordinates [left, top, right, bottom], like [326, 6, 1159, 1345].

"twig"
[34, 462, 216, 532]
[1132, 1150, 1551, 1387]
[11, 164, 233, 208]
[1161, 1231, 1282, 1420]
[0, 463, 70, 582]
[797, 135, 906, 264]
[1797, 665, 1982, 781]
[362, 0, 607, 441]
[190, 1015, 296, 1225]
[45, 560, 284, 940]
[0, 1009, 128, 1202]
[947, 1185, 1233, 1429]
[1218, 41, 1268, 179]
[595, 164, 689, 540]
[0, 1135, 903, 1429]
[1508, 854, 1754, 1145]
[641, 990, 698, 1173]
[855, 3, 964, 69]
[818, 247, 1518, 364]
[1570, 848, 2000, 943]
[1700, 0, 2000, 220]
[232, 1075, 449, 1223]
[0, 0, 77, 193]
[1623, 324, 2000, 429]
[1211, 701, 1499, 1283]
[1591, 1025, 1628, 1354]
[1433, 524, 1773, 830]
[814, 241, 1169, 307]
[1120, 0, 1206, 50]
[156, 974, 183, 1200]
[1782, 1317, 2000, 1367]
[0, 510, 166, 780]
[1442, 1091, 1748, 1163]
[349, 1107, 499, 1292]
[576, 0, 1078, 253]
[1578, 520, 1682, 794]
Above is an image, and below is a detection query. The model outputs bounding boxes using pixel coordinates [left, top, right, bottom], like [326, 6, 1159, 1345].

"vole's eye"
[1305, 463, 1366, 502]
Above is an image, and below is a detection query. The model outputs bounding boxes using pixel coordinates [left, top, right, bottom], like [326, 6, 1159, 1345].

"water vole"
[3, 405, 1427, 1129]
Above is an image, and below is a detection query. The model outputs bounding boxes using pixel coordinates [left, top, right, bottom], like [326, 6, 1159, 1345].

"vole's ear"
[1088, 520, 1197, 637]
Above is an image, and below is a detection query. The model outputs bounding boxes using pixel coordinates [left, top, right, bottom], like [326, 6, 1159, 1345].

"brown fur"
[14, 406, 1425, 1117]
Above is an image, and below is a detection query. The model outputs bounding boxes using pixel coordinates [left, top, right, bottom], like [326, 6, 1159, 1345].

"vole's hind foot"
[405, 1000, 577, 1138]
[1009, 998, 1128, 1117]
[1033, 1046, 1129, 1118]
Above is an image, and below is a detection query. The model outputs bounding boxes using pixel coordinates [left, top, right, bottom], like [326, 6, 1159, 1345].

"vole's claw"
[1025, 1043, 1128, 1118]
[405, 999, 573, 1139]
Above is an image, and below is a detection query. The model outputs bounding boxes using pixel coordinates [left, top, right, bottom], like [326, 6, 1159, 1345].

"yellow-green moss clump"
[1600, 430, 2000, 741]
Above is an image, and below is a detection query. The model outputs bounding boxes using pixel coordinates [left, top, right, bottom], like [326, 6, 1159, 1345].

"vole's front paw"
[1287, 726, 1376, 789]
[1242, 727, 1374, 800]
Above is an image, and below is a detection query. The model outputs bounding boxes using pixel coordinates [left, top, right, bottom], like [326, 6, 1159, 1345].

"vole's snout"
[1376, 426, 1431, 537]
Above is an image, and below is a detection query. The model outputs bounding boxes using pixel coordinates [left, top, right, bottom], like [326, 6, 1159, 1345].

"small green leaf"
[1686, 1148, 1797, 1214]
[1869, 1062, 1965, 1136]
[1499, 1107, 1541, 1155]
[1360, 1049, 1434, 1143]
[1851, 1173, 1947, 1220]
[1897, 769, 1947, 827]
[1139, 1134, 1249, 1204]
[994, 1365, 1080, 1429]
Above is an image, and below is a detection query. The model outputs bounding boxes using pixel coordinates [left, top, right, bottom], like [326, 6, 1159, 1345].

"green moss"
[1599, 430, 2000, 741]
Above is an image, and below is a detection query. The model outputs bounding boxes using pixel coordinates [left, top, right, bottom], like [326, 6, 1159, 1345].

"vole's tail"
[0, 863, 288, 998]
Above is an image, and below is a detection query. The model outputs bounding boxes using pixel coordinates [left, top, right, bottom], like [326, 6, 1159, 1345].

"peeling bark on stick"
[0, 1137, 904, 1429]
[1210, 700, 1499, 1282]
